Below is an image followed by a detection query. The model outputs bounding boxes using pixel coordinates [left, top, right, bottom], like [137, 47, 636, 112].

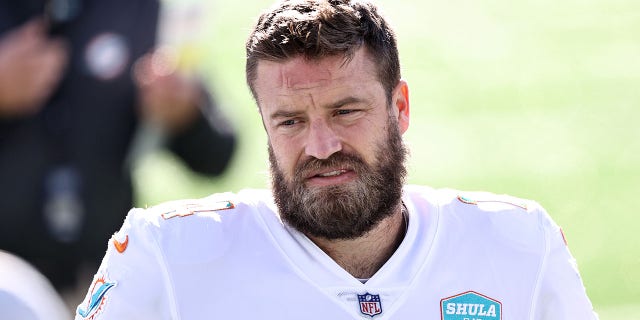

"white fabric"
[0, 251, 70, 320]
[75, 186, 597, 319]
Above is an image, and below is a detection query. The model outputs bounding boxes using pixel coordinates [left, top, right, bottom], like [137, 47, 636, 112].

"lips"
[315, 169, 348, 177]
[306, 168, 351, 179]
[296, 153, 363, 185]
[303, 167, 357, 187]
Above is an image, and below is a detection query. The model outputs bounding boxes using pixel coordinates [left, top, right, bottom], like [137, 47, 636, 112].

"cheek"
[270, 137, 300, 176]
[339, 120, 385, 159]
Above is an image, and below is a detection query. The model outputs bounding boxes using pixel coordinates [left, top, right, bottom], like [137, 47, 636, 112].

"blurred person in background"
[0, 0, 236, 294]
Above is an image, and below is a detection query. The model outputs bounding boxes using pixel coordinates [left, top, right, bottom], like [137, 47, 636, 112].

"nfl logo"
[357, 293, 382, 318]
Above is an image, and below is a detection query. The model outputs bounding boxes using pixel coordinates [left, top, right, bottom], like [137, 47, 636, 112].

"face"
[254, 48, 410, 239]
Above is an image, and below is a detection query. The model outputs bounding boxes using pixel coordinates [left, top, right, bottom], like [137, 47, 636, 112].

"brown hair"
[245, 0, 400, 103]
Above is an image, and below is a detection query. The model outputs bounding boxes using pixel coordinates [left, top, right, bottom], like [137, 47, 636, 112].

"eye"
[278, 118, 302, 127]
[335, 109, 356, 116]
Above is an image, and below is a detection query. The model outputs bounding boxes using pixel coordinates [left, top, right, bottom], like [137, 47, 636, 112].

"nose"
[304, 119, 342, 159]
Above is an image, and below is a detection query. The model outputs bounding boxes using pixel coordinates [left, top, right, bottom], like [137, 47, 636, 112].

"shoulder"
[129, 189, 274, 229]
[76, 190, 276, 319]
[122, 189, 276, 258]
[404, 185, 542, 219]
[404, 185, 557, 248]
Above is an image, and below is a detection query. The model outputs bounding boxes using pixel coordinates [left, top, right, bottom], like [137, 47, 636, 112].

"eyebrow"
[270, 110, 302, 120]
[327, 96, 363, 110]
[269, 96, 365, 120]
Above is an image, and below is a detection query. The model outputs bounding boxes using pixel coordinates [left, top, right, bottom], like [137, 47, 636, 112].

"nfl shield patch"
[440, 291, 502, 320]
[357, 293, 382, 318]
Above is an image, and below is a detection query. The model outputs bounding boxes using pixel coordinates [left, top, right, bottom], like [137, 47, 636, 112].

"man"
[76, 0, 597, 319]
[0, 0, 236, 291]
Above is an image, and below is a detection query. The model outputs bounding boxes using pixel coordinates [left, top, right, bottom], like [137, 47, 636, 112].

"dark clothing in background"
[0, 0, 236, 289]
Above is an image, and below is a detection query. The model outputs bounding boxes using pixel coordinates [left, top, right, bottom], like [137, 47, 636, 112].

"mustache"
[295, 152, 368, 182]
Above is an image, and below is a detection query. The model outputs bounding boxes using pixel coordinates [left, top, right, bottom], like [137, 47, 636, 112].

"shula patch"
[440, 291, 502, 320]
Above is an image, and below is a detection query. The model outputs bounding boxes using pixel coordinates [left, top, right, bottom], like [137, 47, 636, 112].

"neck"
[307, 203, 407, 279]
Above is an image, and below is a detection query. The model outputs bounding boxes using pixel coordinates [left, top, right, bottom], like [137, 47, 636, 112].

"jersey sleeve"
[533, 208, 599, 320]
[75, 208, 175, 320]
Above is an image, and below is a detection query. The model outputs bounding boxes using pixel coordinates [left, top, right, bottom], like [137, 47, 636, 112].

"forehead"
[253, 49, 378, 98]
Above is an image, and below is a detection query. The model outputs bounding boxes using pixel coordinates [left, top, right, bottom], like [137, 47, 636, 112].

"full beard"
[269, 120, 407, 240]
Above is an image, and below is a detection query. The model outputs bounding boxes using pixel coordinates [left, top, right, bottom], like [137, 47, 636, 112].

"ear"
[391, 79, 410, 134]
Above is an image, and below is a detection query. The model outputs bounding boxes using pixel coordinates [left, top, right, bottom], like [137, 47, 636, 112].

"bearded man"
[75, 1, 598, 319]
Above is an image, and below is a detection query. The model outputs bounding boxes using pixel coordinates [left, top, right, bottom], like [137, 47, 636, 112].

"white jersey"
[75, 186, 597, 320]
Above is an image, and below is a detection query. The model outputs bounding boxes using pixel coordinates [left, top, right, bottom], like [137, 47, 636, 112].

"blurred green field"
[135, 0, 640, 318]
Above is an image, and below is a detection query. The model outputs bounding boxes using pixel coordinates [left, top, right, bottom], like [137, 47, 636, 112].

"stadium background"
[133, 0, 639, 318]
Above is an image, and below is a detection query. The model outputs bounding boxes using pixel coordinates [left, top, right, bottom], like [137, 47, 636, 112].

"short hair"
[246, 0, 401, 103]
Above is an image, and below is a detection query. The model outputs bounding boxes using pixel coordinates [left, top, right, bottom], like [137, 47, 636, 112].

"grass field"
[135, 0, 640, 318]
